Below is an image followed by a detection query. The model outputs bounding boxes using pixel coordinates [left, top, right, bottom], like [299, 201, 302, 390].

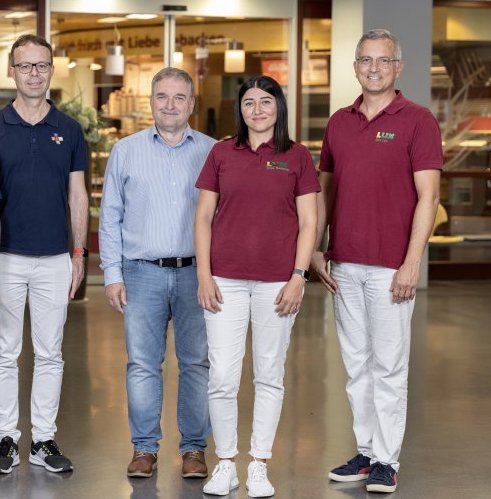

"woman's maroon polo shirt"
[196, 138, 320, 282]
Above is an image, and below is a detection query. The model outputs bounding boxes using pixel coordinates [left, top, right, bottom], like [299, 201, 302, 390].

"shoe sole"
[366, 483, 397, 493]
[182, 471, 208, 478]
[0, 455, 20, 474]
[328, 471, 369, 482]
[246, 485, 275, 498]
[29, 454, 73, 473]
[127, 462, 158, 478]
[203, 478, 239, 496]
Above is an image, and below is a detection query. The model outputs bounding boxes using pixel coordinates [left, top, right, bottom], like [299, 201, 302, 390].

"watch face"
[83, 248, 89, 258]
[293, 268, 310, 281]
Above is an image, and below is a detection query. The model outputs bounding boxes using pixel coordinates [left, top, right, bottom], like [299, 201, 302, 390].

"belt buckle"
[158, 258, 164, 268]
[176, 257, 183, 268]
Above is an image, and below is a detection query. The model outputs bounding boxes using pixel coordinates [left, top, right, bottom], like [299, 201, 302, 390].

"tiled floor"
[2, 280, 491, 498]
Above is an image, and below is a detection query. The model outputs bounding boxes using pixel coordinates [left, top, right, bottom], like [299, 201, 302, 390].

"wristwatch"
[292, 268, 311, 281]
[73, 247, 89, 258]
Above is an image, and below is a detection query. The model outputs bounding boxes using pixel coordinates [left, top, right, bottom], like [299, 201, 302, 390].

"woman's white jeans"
[205, 277, 296, 460]
[0, 253, 72, 443]
[331, 262, 415, 471]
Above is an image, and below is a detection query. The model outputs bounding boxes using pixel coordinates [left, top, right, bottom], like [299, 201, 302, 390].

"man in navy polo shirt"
[312, 29, 442, 493]
[0, 34, 88, 474]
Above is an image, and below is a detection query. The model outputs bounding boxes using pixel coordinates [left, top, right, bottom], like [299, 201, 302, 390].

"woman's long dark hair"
[234, 75, 292, 153]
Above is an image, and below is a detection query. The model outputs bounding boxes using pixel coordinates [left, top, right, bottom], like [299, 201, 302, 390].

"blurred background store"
[0, 0, 490, 281]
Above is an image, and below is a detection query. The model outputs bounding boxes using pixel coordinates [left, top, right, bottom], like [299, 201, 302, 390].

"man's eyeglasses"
[12, 62, 52, 74]
[356, 57, 400, 69]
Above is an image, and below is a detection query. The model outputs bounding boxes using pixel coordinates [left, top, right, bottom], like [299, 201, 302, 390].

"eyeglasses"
[356, 57, 400, 69]
[12, 62, 52, 74]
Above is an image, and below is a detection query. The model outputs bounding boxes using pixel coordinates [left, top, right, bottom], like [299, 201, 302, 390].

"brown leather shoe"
[127, 451, 158, 478]
[181, 450, 208, 478]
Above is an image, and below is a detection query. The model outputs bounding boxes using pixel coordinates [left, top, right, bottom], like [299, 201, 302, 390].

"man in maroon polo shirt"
[312, 29, 442, 493]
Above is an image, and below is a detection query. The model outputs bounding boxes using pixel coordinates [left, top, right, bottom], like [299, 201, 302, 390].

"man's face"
[353, 39, 403, 96]
[150, 76, 195, 135]
[9, 43, 53, 99]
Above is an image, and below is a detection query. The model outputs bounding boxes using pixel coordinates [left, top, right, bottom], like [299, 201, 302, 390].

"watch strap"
[73, 247, 89, 258]
[292, 268, 311, 281]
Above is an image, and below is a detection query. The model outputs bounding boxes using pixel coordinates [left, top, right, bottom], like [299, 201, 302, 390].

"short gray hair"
[355, 29, 402, 61]
[151, 67, 194, 96]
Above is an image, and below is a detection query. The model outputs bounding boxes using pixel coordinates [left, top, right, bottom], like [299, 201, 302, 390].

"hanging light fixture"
[53, 47, 69, 78]
[106, 25, 124, 76]
[173, 44, 184, 69]
[224, 40, 245, 73]
[195, 34, 209, 79]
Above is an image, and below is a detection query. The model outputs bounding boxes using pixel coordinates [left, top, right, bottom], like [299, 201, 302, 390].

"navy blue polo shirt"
[0, 100, 87, 256]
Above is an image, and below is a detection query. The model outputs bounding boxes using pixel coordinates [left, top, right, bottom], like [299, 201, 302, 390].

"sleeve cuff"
[103, 266, 124, 286]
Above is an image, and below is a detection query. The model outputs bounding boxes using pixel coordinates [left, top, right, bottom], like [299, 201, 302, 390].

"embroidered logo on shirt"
[51, 133, 64, 145]
[266, 161, 289, 171]
[375, 131, 395, 142]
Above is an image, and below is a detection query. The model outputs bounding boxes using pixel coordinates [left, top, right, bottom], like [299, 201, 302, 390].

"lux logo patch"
[266, 161, 289, 171]
[51, 133, 64, 144]
[375, 131, 395, 142]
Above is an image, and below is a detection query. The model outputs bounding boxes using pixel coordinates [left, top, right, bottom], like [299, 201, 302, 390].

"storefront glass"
[429, 5, 491, 278]
[48, 12, 290, 237]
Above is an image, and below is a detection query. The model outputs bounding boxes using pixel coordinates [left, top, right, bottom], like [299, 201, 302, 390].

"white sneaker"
[246, 460, 275, 497]
[203, 460, 239, 496]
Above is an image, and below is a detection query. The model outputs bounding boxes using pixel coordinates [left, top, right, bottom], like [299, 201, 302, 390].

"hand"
[390, 262, 420, 303]
[274, 275, 305, 316]
[311, 251, 338, 294]
[197, 274, 223, 313]
[105, 282, 127, 313]
[69, 255, 85, 300]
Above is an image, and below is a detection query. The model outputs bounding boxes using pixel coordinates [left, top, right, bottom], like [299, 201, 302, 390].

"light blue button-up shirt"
[99, 125, 216, 285]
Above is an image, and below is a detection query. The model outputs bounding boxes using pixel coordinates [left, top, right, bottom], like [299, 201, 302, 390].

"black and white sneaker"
[366, 462, 398, 493]
[0, 436, 20, 474]
[29, 440, 73, 473]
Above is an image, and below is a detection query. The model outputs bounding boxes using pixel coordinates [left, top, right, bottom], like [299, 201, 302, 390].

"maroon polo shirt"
[319, 91, 443, 269]
[196, 138, 320, 282]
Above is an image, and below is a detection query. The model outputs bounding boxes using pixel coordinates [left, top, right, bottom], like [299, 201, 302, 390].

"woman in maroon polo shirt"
[195, 75, 320, 497]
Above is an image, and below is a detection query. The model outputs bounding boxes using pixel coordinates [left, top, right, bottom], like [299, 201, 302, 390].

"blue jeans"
[122, 258, 210, 453]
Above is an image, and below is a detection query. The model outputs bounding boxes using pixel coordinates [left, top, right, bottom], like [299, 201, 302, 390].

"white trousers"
[0, 253, 72, 443]
[331, 262, 415, 471]
[205, 277, 296, 460]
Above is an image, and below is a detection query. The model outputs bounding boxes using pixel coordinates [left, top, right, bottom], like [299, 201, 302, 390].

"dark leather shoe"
[127, 451, 158, 478]
[182, 450, 207, 478]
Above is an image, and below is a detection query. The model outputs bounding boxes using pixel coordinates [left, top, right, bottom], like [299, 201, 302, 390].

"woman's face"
[240, 87, 277, 137]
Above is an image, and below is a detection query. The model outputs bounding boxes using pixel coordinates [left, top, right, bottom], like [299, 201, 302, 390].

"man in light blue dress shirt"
[99, 67, 216, 479]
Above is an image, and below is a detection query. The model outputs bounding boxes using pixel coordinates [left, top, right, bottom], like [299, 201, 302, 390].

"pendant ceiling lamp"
[173, 44, 184, 69]
[53, 54, 70, 78]
[106, 25, 124, 76]
[224, 40, 245, 73]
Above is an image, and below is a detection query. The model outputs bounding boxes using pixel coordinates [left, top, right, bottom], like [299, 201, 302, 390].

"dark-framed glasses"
[12, 62, 52, 74]
[356, 57, 400, 69]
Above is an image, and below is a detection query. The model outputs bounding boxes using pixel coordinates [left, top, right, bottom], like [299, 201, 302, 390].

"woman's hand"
[274, 274, 305, 316]
[197, 274, 223, 313]
[311, 250, 338, 294]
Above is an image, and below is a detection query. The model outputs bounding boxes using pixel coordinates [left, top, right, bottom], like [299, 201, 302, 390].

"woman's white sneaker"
[246, 460, 275, 497]
[203, 460, 239, 496]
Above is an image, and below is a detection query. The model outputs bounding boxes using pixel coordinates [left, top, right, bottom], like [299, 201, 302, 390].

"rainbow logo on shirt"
[375, 131, 395, 142]
[266, 161, 289, 172]
[51, 133, 64, 145]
